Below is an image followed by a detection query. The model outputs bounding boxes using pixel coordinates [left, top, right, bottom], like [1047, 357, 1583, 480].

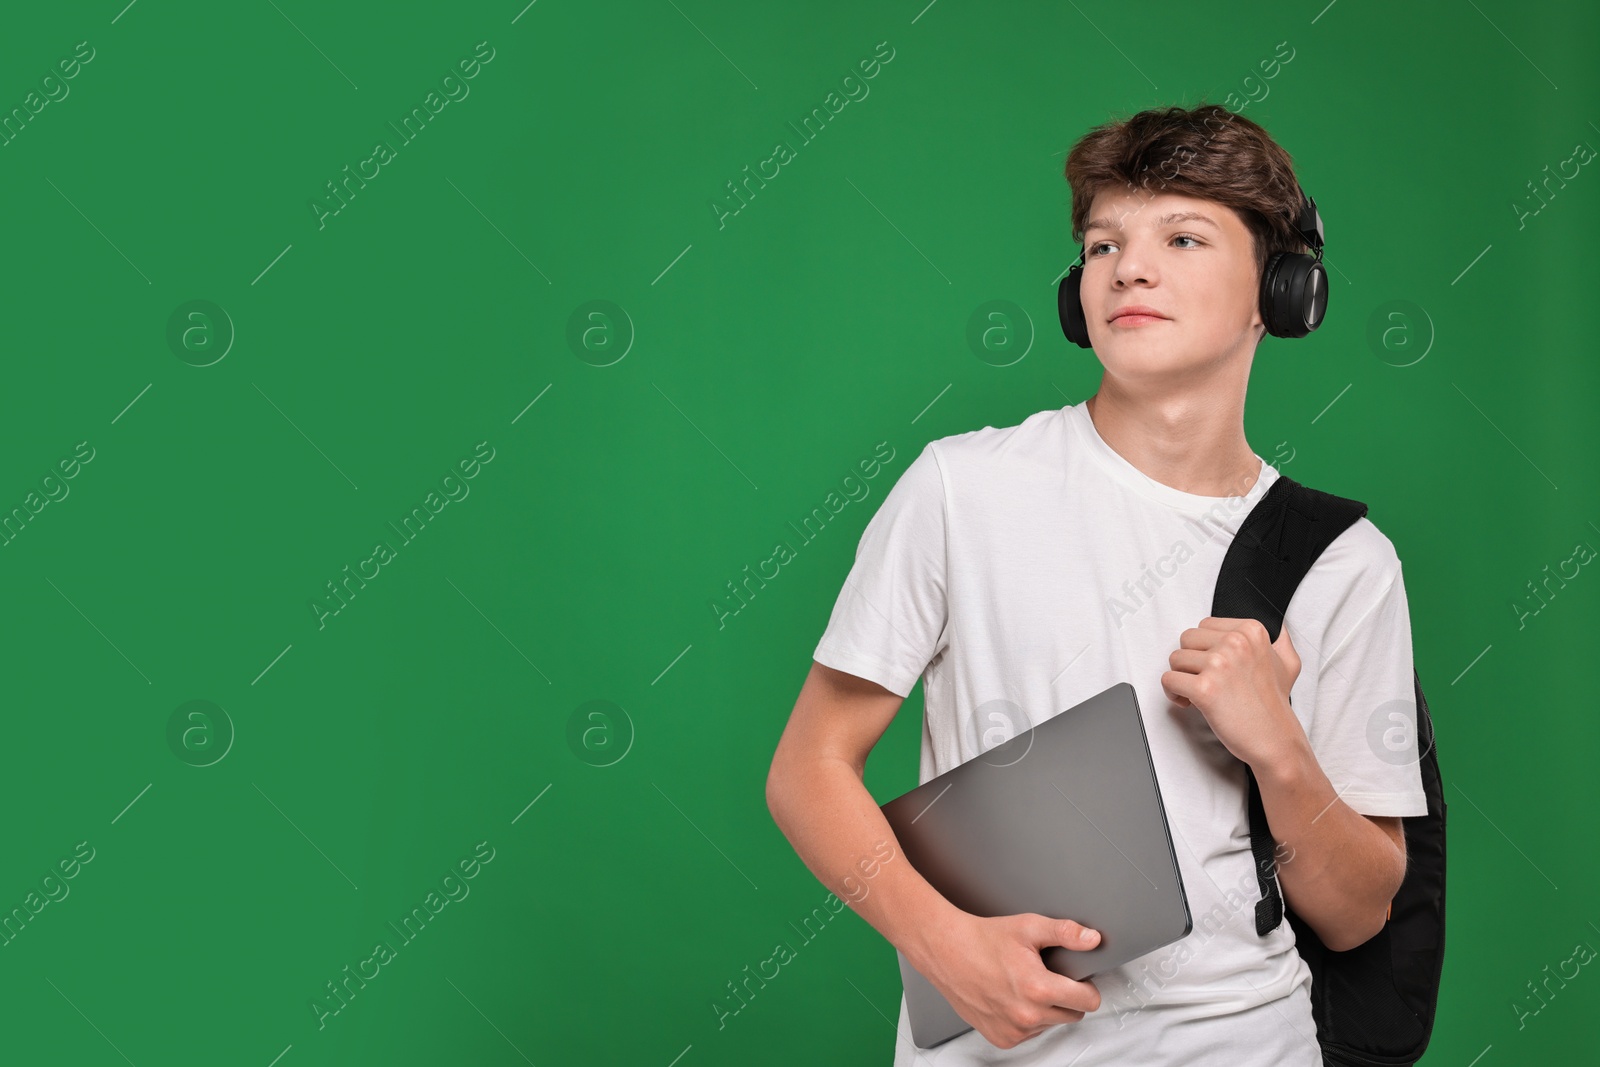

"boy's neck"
[1085, 387, 1262, 499]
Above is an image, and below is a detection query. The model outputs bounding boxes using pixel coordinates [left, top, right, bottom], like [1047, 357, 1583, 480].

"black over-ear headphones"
[1056, 184, 1327, 348]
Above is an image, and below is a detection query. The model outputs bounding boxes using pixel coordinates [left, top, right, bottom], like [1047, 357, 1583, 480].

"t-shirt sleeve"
[812, 441, 949, 700]
[1303, 563, 1430, 818]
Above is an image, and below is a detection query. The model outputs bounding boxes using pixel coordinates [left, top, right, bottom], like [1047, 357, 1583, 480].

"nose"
[1112, 244, 1155, 288]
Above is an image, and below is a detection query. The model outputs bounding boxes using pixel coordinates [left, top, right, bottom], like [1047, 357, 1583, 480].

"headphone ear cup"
[1058, 266, 1093, 349]
[1259, 252, 1329, 339]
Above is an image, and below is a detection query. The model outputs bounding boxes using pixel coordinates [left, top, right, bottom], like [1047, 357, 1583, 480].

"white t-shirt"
[813, 400, 1428, 1067]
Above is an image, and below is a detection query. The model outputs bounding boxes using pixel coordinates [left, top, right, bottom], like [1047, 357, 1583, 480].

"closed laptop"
[880, 682, 1192, 1049]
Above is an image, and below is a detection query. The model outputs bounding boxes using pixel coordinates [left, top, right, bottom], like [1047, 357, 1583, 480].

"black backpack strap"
[1212, 473, 1368, 935]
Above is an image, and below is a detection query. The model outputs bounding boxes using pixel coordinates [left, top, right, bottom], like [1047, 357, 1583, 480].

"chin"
[1092, 343, 1212, 382]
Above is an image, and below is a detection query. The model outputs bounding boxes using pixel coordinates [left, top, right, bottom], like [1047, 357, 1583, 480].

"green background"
[0, 0, 1594, 1064]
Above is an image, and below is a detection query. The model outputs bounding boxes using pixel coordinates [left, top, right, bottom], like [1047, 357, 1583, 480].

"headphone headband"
[1292, 189, 1324, 258]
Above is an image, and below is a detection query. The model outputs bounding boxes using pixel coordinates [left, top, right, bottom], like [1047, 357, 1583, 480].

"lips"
[1109, 306, 1169, 322]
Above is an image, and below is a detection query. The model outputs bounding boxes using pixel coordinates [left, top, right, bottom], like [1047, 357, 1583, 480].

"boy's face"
[1079, 189, 1265, 380]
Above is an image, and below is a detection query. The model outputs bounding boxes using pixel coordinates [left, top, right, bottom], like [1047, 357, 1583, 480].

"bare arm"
[1255, 736, 1408, 952]
[1159, 615, 1409, 955]
[765, 660, 964, 973]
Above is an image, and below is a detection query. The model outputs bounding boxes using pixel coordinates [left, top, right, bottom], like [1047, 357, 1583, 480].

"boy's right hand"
[915, 911, 1104, 1050]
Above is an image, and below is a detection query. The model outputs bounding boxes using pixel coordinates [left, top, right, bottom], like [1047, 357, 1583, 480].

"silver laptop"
[880, 681, 1192, 1049]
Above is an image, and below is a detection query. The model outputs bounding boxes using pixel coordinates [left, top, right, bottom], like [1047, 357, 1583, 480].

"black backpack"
[1213, 473, 1446, 1067]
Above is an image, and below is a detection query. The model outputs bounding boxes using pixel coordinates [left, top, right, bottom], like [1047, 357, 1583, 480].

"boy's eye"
[1087, 234, 1204, 256]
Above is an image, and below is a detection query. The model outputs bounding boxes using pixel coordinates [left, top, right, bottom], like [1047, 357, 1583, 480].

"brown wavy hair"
[1063, 103, 1309, 280]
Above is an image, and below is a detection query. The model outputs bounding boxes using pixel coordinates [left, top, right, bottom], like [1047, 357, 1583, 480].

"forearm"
[767, 756, 964, 971]
[1251, 733, 1406, 952]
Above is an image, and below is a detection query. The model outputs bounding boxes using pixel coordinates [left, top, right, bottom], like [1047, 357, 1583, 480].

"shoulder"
[923, 407, 1066, 482]
[1293, 507, 1407, 646]
[1320, 513, 1402, 582]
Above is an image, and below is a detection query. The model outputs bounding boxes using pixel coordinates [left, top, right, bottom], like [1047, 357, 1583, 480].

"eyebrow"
[1083, 211, 1220, 235]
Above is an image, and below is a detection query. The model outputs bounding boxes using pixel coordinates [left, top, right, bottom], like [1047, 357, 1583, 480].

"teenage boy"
[766, 103, 1428, 1066]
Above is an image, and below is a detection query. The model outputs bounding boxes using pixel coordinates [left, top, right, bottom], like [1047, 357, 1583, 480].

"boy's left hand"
[1161, 617, 1304, 769]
